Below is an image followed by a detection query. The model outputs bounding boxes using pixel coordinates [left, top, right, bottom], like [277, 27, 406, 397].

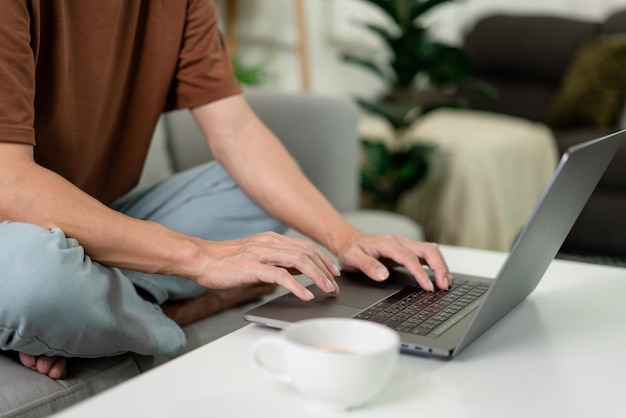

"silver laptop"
[245, 129, 625, 358]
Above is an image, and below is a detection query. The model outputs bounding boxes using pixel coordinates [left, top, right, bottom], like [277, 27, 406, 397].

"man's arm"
[192, 94, 452, 291]
[0, 142, 339, 300]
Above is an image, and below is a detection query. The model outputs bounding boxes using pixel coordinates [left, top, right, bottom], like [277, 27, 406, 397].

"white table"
[54, 246, 626, 418]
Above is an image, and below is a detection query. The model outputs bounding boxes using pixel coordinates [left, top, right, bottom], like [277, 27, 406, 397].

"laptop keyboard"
[353, 280, 489, 337]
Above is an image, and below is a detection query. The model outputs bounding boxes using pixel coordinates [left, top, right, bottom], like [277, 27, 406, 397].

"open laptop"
[245, 129, 625, 358]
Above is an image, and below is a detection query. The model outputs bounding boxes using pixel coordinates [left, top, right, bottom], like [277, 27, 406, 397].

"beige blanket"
[360, 109, 558, 251]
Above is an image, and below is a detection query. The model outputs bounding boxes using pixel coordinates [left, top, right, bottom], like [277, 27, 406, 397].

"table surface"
[54, 246, 626, 418]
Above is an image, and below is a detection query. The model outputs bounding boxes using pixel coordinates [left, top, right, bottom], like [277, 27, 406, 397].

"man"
[0, 0, 452, 380]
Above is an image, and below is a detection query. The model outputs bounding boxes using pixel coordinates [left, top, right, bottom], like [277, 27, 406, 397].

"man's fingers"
[197, 232, 342, 299]
[365, 237, 435, 290]
[257, 265, 316, 301]
[284, 238, 340, 285]
[406, 240, 452, 290]
[345, 251, 389, 282]
[340, 235, 451, 292]
[254, 233, 340, 294]
[375, 237, 450, 289]
[267, 249, 339, 294]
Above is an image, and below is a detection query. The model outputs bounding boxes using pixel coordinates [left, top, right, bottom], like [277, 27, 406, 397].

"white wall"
[219, 0, 626, 100]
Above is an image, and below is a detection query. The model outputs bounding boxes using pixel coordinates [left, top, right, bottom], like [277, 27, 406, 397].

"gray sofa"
[0, 91, 423, 417]
[458, 9, 626, 258]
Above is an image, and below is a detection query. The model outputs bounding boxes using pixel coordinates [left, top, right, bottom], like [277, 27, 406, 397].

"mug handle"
[251, 337, 291, 383]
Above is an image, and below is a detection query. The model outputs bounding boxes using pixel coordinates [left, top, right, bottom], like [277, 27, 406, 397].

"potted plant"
[343, 0, 492, 210]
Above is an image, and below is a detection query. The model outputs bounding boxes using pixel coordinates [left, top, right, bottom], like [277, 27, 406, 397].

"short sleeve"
[165, 0, 241, 111]
[0, 0, 37, 145]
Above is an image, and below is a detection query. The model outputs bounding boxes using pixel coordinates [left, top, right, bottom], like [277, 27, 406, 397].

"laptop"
[245, 129, 625, 358]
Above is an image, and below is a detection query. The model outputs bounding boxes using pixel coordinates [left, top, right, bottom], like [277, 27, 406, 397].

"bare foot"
[162, 283, 277, 327]
[19, 352, 67, 379]
[13, 285, 275, 378]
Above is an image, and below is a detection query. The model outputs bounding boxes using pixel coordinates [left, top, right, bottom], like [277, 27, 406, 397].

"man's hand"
[187, 232, 341, 301]
[333, 232, 452, 291]
[190, 96, 449, 295]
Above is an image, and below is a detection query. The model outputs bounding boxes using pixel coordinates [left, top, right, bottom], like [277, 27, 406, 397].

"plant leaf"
[425, 43, 469, 87]
[357, 0, 400, 24]
[362, 140, 391, 176]
[411, 0, 460, 21]
[353, 21, 397, 44]
[341, 54, 390, 85]
[356, 98, 417, 130]
[463, 78, 499, 99]
[361, 142, 436, 202]
[232, 57, 273, 86]
[389, 27, 429, 88]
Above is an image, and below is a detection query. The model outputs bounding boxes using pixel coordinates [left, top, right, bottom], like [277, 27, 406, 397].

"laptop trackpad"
[311, 270, 415, 309]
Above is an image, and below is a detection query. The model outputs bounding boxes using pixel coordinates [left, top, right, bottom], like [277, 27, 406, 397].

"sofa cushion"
[138, 117, 175, 188]
[0, 353, 140, 418]
[565, 190, 626, 255]
[458, 76, 556, 123]
[602, 9, 626, 34]
[460, 14, 600, 123]
[464, 14, 598, 85]
[546, 35, 626, 129]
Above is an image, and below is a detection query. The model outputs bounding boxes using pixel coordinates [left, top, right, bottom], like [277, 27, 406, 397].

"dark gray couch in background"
[458, 9, 626, 259]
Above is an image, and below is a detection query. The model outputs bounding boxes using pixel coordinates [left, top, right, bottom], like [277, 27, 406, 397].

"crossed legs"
[0, 162, 286, 378]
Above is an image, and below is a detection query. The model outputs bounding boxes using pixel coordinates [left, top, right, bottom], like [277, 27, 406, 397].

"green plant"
[232, 57, 275, 86]
[343, 0, 493, 209]
[345, 0, 470, 125]
[361, 140, 434, 207]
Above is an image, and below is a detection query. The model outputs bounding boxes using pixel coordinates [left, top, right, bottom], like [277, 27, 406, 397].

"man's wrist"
[156, 228, 206, 281]
[324, 223, 360, 256]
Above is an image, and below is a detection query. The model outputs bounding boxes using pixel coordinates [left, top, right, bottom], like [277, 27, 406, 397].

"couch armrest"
[163, 90, 360, 213]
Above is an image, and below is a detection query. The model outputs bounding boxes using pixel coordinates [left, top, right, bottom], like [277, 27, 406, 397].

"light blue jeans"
[0, 162, 285, 358]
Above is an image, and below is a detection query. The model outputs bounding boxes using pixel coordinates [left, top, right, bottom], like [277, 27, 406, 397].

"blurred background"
[204, 0, 626, 265]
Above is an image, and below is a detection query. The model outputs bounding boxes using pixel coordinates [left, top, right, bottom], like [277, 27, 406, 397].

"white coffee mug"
[251, 318, 400, 411]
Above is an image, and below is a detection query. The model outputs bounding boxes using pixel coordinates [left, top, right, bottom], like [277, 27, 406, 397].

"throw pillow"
[546, 34, 626, 129]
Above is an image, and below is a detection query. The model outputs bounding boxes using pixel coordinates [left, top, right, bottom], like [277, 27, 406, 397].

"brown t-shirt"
[0, 0, 241, 204]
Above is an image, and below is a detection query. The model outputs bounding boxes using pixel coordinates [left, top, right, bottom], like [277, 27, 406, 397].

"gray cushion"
[0, 353, 140, 418]
[464, 14, 598, 84]
[164, 90, 361, 213]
